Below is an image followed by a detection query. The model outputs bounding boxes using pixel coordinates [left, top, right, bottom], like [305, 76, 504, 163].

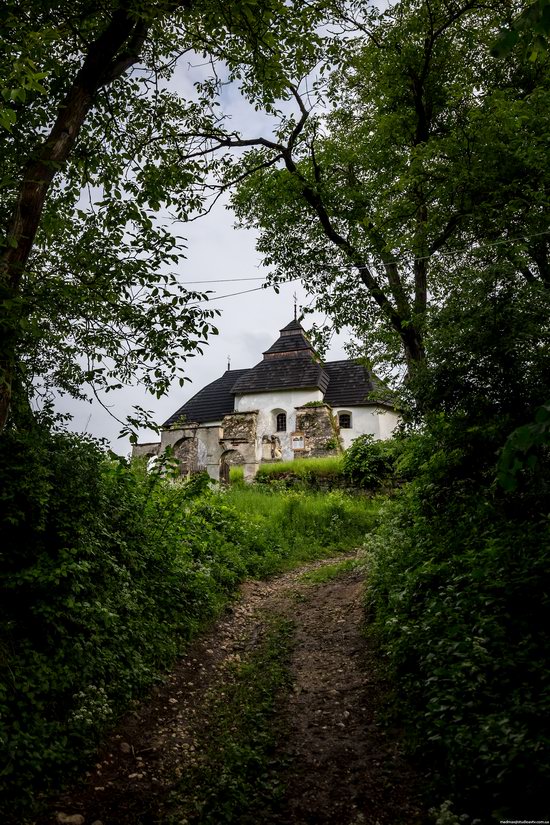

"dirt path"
[42, 553, 426, 825]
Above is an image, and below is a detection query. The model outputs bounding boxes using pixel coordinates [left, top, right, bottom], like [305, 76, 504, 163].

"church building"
[133, 319, 399, 480]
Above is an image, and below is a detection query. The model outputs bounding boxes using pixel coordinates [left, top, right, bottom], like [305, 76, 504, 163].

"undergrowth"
[364, 419, 550, 822]
[0, 427, 377, 820]
[255, 455, 343, 482]
[224, 486, 379, 575]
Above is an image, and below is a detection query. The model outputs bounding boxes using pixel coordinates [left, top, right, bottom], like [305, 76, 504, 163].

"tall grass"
[223, 485, 379, 575]
[229, 466, 244, 483]
[255, 455, 344, 481]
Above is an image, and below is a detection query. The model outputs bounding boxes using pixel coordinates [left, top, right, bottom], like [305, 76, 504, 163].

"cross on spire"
[227, 354, 231, 371]
[293, 291, 297, 320]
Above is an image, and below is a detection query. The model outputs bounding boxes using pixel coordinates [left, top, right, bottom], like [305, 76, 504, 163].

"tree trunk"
[0, 7, 153, 431]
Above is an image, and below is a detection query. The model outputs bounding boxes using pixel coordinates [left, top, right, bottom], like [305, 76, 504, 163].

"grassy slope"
[223, 486, 380, 576]
[255, 456, 344, 480]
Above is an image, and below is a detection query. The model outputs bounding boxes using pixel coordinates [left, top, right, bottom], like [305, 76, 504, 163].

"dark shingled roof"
[263, 333, 315, 356]
[280, 318, 304, 332]
[162, 369, 248, 427]
[231, 358, 329, 394]
[163, 320, 395, 426]
[323, 361, 373, 406]
[263, 321, 315, 356]
[323, 361, 394, 407]
[231, 318, 326, 393]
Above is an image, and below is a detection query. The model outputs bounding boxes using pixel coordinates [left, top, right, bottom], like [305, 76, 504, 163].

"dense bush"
[364, 417, 550, 822]
[0, 427, 376, 818]
[342, 434, 398, 488]
[0, 429, 252, 815]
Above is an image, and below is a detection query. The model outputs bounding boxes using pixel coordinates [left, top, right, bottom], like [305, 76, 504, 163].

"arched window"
[339, 412, 352, 429]
[276, 412, 287, 432]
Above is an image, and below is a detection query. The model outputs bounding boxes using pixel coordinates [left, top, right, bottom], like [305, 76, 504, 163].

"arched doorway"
[173, 437, 198, 477]
[219, 448, 244, 484]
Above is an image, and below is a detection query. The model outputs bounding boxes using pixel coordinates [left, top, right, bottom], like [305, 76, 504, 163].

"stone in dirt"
[56, 815, 85, 825]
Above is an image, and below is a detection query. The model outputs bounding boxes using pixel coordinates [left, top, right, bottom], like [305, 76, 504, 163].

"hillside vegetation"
[0, 428, 376, 817]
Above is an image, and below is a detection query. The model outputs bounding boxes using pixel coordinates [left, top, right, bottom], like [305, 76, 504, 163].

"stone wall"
[220, 411, 259, 481]
[221, 411, 258, 442]
[173, 437, 199, 476]
[295, 404, 342, 458]
[132, 442, 161, 459]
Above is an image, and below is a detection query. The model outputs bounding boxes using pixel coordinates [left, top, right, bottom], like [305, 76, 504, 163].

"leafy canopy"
[0, 0, 323, 433]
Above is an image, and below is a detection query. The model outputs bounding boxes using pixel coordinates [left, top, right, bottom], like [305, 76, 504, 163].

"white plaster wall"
[235, 388, 323, 461]
[335, 407, 380, 450]
[377, 407, 400, 440]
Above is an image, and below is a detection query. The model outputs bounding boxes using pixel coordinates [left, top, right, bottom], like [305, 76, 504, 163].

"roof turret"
[231, 319, 327, 394]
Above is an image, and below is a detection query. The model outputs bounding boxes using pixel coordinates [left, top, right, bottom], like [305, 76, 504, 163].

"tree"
[0, 0, 321, 433]
[181, 0, 550, 388]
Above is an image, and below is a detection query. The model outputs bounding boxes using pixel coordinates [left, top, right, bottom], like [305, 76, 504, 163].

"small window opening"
[276, 412, 287, 432]
[339, 413, 352, 429]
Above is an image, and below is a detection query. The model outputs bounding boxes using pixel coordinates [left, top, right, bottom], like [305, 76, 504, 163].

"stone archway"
[173, 437, 198, 477]
[219, 448, 244, 484]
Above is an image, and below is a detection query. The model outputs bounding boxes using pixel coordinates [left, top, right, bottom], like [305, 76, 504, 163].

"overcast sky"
[54, 51, 351, 456]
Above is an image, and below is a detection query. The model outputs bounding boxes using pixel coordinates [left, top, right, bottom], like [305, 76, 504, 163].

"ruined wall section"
[131, 442, 161, 459]
[220, 411, 259, 481]
[295, 404, 342, 459]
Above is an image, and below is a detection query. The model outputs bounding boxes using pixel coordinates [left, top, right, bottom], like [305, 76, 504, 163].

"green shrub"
[342, 434, 397, 487]
[0, 431, 245, 815]
[364, 419, 550, 821]
[0, 428, 377, 819]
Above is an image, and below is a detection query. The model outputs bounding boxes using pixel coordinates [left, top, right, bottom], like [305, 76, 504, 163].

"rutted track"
[41, 554, 425, 825]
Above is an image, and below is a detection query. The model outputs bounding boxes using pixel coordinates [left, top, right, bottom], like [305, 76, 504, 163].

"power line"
[182, 229, 550, 305]
[183, 276, 267, 284]
[195, 278, 300, 303]
[203, 285, 269, 302]
[181, 229, 550, 292]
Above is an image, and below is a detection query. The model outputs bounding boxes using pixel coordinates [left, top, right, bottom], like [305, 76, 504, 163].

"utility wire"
[180, 228, 550, 288]
[182, 276, 267, 284]
[196, 279, 300, 303]
[181, 229, 550, 304]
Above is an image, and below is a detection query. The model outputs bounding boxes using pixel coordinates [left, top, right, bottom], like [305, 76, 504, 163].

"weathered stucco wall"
[220, 411, 259, 481]
[334, 407, 379, 450]
[234, 388, 323, 460]
[295, 404, 341, 458]
[377, 407, 400, 440]
[333, 406, 400, 449]
[198, 425, 224, 480]
[160, 425, 198, 450]
[131, 442, 161, 459]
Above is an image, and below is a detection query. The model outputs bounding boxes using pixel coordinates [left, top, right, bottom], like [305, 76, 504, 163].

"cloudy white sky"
[54, 49, 351, 456]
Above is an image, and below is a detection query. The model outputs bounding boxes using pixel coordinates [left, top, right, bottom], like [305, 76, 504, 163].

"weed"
[229, 466, 244, 484]
[255, 456, 344, 481]
[299, 557, 357, 584]
[223, 486, 380, 576]
[167, 615, 295, 823]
